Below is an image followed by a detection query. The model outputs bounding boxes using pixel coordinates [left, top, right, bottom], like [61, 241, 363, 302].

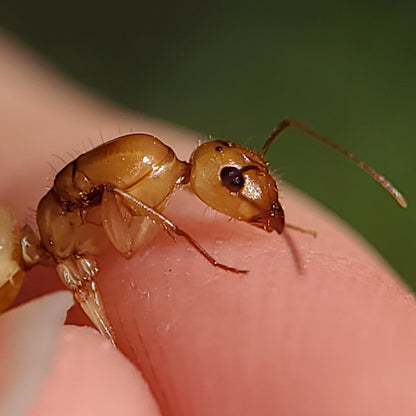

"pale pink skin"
[1, 33, 416, 415]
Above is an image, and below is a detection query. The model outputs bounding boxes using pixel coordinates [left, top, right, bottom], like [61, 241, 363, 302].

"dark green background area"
[1, 1, 414, 287]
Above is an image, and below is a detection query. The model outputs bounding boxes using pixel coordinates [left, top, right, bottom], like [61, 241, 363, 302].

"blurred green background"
[1, 1, 414, 287]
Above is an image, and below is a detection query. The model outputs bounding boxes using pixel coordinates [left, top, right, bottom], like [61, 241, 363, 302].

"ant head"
[189, 140, 285, 234]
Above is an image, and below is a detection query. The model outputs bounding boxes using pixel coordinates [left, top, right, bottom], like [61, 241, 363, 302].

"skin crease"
[1, 34, 416, 416]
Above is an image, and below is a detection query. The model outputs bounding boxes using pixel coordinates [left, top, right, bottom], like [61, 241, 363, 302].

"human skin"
[1, 33, 416, 416]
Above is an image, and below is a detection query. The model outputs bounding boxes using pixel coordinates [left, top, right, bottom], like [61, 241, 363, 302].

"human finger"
[2, 33, 416, 416]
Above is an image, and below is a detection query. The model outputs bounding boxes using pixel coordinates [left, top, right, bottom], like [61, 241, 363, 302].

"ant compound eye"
[220, 166, 245, 193]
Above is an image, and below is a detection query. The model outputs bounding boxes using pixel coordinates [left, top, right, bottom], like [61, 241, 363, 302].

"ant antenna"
[260, 119, 407, 208]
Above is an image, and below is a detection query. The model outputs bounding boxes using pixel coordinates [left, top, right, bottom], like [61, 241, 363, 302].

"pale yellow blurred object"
[0, 206, 24, 313]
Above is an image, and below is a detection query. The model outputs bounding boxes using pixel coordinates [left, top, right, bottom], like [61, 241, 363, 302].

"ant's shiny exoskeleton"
[0, 119, 407, 345]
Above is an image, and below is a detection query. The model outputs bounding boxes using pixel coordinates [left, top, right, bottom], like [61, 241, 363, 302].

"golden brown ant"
[0, 119, 406, 345]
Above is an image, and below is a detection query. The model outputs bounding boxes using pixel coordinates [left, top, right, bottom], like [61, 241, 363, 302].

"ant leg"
[21, 225, 42, 268]
[56, 256, 116, 345]
[111, 188, 248, 274]
[286, 223, 317, 238]
[282, 230, 304, 274]
[101, 189, 159, 258]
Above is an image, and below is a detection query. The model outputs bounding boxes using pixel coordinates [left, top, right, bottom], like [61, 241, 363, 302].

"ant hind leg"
[56, 256, 116, 346]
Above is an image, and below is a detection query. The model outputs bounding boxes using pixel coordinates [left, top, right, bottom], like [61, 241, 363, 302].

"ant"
[0, 119, 407, 345]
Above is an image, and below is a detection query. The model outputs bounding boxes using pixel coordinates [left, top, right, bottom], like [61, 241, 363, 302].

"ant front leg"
[285, 223, 317, 238]
[56, 256, 116, 345]
[110, 188, 248, 274]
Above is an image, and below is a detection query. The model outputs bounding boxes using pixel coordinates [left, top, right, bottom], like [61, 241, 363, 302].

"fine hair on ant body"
[0, 119, 407, 345]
